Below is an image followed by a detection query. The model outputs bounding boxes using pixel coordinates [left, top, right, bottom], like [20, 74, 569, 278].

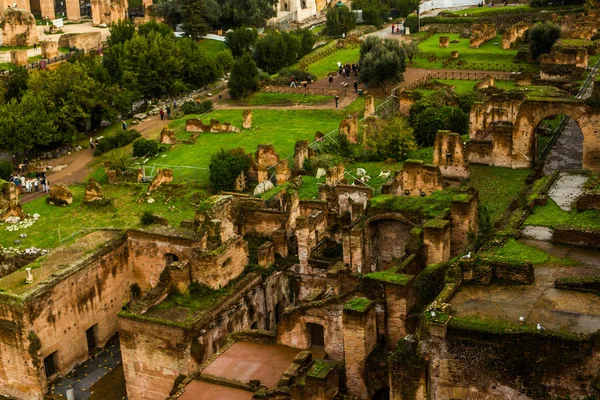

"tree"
[404, 13, 419, 33]
[209, 148, 252, 192]
[325, 5, 356, 36]
[108, 20, 136, 46]
[253, 32, 291, 74]
[358, 36, 406, 91]
[4, 67, 29, 103]
[366, 117, 417, 161]
[352, 0, 389, 27]
[529, 22, 561, 60]
[229, 52, 259, 98]
[413, 108, 443, 147]
[138, 20, 174, 37]
[391, 0, 419, 17]
[442, 107, 468, 135]
[220, 0, 277, 28]
[226, 27, 258, 57]
[180, 0, 221, 40]
[401, 40, 420, 64]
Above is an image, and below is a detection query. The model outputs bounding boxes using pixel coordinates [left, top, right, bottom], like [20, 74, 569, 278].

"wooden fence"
[402, 70, 514, 91]
[263, 85, 348, 97]
[0, 49, 84, 77]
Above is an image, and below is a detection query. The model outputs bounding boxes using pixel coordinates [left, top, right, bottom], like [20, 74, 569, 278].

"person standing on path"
[89, 136, 94, 150]
[122, 120, 127, 130]
[328, 75, 334, 88]
[392, 24, 395, 34]
[335, 95, 340, 108]
[34, 179, 39, 193]
[159, 109, 165, 120]
[290, 75, 297, 88]
[166, 105, 171, 119]
[353, 81, 358, 93]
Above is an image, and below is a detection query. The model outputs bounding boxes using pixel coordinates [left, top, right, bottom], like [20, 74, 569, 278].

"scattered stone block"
[1, 9, 39, 47]
[47, 183, 73, 206]
[83, 178, 104, 203]
[439, 35, 449, 48]
[41, 41, 59, 59]
[10, 50, 28, 66]
[243, 109, 252, 129]
[148, 169, 173, 191]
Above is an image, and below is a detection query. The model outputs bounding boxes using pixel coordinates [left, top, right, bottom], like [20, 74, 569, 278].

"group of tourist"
[289, 75, 314, 88]
[8, 171, 49, 194]
[390, 23, 405, 35]
[339, 62, 358, 79]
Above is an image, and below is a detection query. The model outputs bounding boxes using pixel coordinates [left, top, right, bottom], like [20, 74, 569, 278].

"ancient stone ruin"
[243, 109, 253, 129]
[364, 95, 375, 119]
[148, 168, 173, 191]
[502, 21, 531, 49]
[339, 112, 359, 144]
[90, 0, 128, 26]
[293, 140, 313, 171]
[382, 160, 444, 196]
[47, 183, 73, 206]
[252, 144, 290, 185]
[41, 41, 59, 59]
[58, 32, 102, 53]
[1, 8, 38, 47]
[439, 35, 449, 48]
[10, 50, 28, 66]
[0, 182, 26, 221]
[83, 178, 104, 203]
[159, 127, 177, 144]
[474, 75, 495, 91]
[539, 40, 589, 81]
[433, 130, 469, 179]
[470, 23, 496, 48]
[185, 118, 241, 133]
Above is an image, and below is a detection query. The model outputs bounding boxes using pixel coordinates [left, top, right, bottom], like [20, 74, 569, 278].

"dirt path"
[20, 116, 168, 204]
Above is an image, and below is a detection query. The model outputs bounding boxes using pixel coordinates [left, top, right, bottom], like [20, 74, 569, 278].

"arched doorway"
[164, 253, 179, 267]
[364, 214, 414, 271]
[307, 323, 325, 347]
[251, 321, 258, 330]
[372, 387, 390, 400]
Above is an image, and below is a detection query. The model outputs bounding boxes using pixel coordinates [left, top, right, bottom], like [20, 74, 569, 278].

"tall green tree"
[529, 22, 561, 60]
[108, 20, 136, 46]
[413, 108, 443, 147]
[209, 148, 252, 192]
[358, 36, 406, 91]
[220, 0, 277, 28]
[228, 52, 259, 99]
[226, 27, 259, 57]
[4, 67, 29, 103]
[391, 0, 419, 17]
[325, 5, 356, 36]
[352, 0, 389, 27]
[180, 0, 221, 39]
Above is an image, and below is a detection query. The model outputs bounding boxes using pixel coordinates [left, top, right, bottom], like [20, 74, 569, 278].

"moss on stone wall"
[306, 359, 334, 379]
[343, 297, 372, 313]
[365, 271, 413, 286]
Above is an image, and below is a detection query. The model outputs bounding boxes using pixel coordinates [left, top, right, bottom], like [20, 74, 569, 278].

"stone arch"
[164, 253, 179, 267]
[511, 100, 600, 171]
[364, 213, 415, 271]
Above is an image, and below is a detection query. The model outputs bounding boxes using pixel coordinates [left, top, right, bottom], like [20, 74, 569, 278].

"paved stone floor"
[544, 119, 583, 175]
[547, 172, 588, 211]
[50, 337, 123, 400]
[451, 240, 600, 335]
[178, 381, 253, 400]
[202, 342, 302, 389]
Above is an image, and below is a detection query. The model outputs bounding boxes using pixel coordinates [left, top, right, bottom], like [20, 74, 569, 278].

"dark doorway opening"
[251, 321, 259, 330]
[44, 352, 57, 378]
[307, 323, 325, 347]
[275, 301, 284, 324]
[164, 253, 179, 267]
[86, 325, 97, 351]
[372, 387, 390, 400]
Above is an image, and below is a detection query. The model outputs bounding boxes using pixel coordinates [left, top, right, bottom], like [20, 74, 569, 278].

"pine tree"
[228, 53, 259, 99]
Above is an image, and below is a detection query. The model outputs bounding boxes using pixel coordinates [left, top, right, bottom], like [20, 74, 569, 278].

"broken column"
[339, 112, 359, 144]
[83, 179, 104, 203]
[39, 0, 56, 19]
[439, 35, 449, 48]
[148, 169, 173, 191]
[293, 140, 310, 171]
[364, 95, 375, 118]
[450, 192, 478, 254]
[432, 131, 469, 179]
[243, 109, 252, 129]
[10, 50, 28, 66]
[65, 0, 81, 22]
[41, 41, 59, 59]
[423, 219, 451, 265]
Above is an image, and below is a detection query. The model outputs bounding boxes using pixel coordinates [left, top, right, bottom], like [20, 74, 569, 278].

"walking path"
[20, 116, 168, 204]
[543, 119, 584, 175]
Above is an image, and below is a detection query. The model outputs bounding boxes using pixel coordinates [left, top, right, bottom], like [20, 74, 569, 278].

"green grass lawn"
[306, 47, 360, 79]
[156, 109, 344, 184]
[0, 184, 204, 249]
[417, 79, 515, 96]
[469, 165, 530, 223]
[226, 92, 333, 106]
[445, 4, 581, 16]
[413, 33, 525, 69]
[198, 39, 227, 54]
[487, 238, 576, 265]
[525, 198, 600, 230]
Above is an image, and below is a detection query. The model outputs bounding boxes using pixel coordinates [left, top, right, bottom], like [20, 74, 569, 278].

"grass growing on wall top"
[344, 297, 373, 312]
[525, 198, 600, 230]
[486, 238, 577, 265]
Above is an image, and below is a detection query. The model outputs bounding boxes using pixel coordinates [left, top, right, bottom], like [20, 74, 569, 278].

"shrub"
[92, 129, 141, 156]
[358, 36, 407, 91]
[529, 21, 561, 60]
[225, 27, 259, 57]
[140, 211, 158, 225]
[104, 149, 134, 172]
[208, 148, 252, 192]
[133, 138, 159, 157]
[302, 153, 339, 175]
[229, 52, 259, 99]
[413, 108, 443, 147]
[405, 13, 419, 33]
[365, 117, 417, 161]
[0, 161, 13, 180]
[181, 100, 213, 115]
[216, 49, 235, 72]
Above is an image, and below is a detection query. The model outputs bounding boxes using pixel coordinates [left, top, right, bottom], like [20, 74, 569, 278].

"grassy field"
[305, 47, 361, 79]
[445, 4, 582, 16]
[525, 198, 600, 230]
[469, 165, 530, 222]
[152, 109, 344, 184]
[0, 184, 203, 249]
[197, 39, 228, 54]
[417, 78, 516, 97]
[226, 92, 333, 106]
[488, 238, 576, 265]
[413, 34, 525, 69]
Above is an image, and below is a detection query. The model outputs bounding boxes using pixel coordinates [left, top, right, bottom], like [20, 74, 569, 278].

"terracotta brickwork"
[433, 131, 469, 179]
[423, 220, 451, 265]
[343, 302, 377, 398]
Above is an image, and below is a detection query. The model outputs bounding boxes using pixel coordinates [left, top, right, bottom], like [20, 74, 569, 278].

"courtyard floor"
[178, 381, 253, 400]
[201, 342, 303, 389]
[451, 239, 600, 335]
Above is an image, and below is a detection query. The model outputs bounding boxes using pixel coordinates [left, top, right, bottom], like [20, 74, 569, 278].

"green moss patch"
[343, 297, 373, 313]
[306, 360, 334, 379]
[486, 238, 576, 265]
[369, 188, 457, 220]
[525, 198, 600, 230]
[365, 271, 413, 286]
